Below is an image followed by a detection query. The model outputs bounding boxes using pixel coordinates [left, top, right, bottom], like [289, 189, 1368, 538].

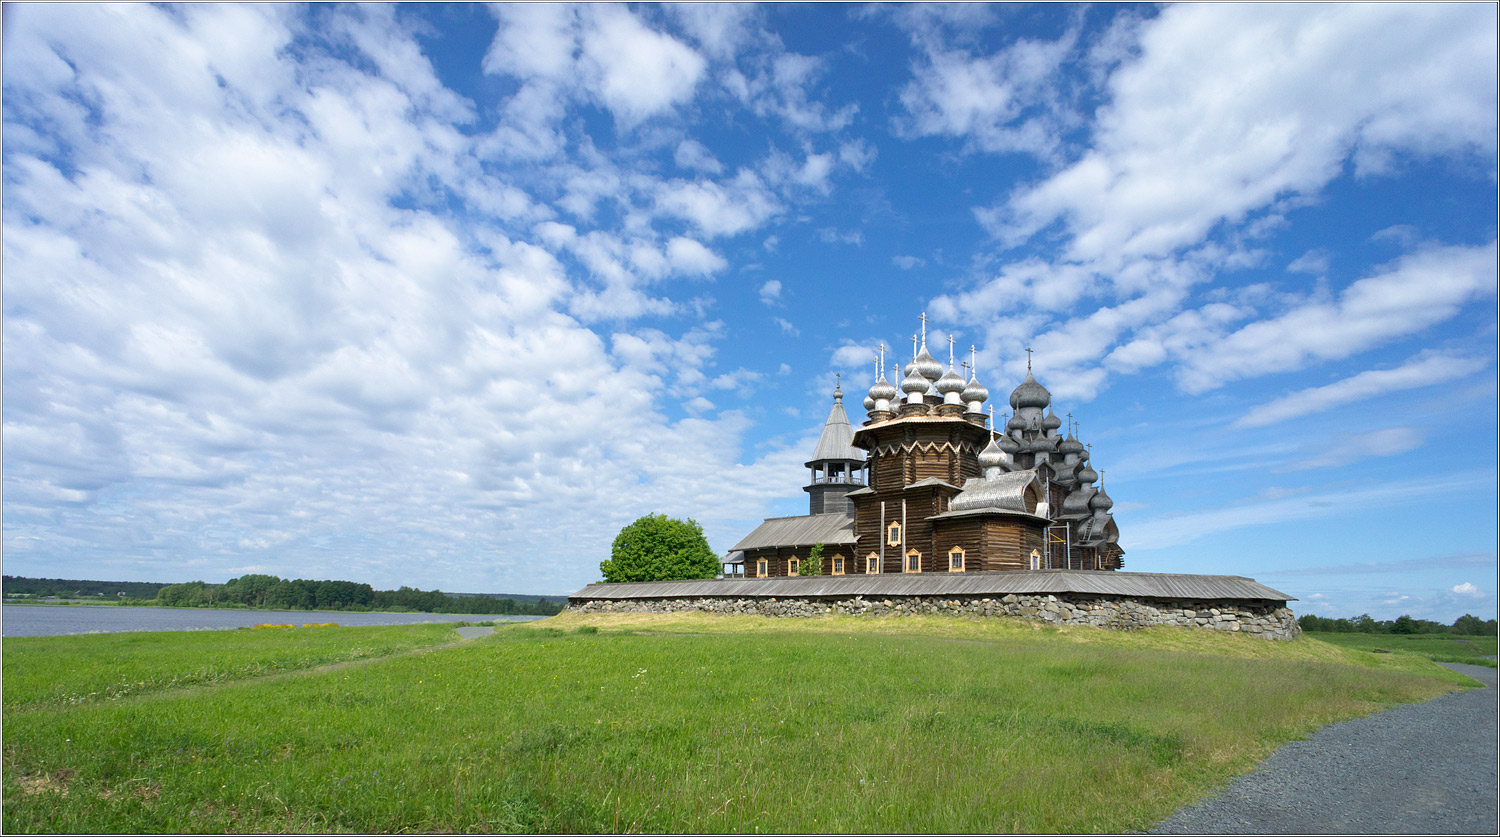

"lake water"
[0, 604, 545, 637]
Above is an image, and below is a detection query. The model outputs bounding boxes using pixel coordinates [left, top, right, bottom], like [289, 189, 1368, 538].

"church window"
[865, 552, 880, 574]
[757, 559, 768, 578]
[948, 547, 965, 572]
[832, 557, 845, 575]
[788, 557, 800, 577]
[887, 521, 902, 546]
[905, 549, 922, 573]
[1028, 549, 1041, 571]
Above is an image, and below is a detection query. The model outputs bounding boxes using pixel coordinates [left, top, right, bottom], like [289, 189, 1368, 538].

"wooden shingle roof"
[728, 513, 856, 552]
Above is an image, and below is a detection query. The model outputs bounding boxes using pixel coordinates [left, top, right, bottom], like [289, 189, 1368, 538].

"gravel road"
[1151, 663, 1497, 834]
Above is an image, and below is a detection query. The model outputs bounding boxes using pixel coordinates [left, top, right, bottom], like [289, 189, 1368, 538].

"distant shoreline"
[1, 599, 566, 615]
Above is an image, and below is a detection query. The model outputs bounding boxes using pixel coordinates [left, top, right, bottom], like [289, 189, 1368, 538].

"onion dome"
[996, 432, 1021, 454]
[1008, 371, 1051, 410]
[913, 342, 943, 383]
[1042, 407, 1061, 432]
[900, 365, 929, 398]
[936, 366, 967, 401]
[977, 436, 1006, 471]
[1089, 487, 1113, 513]
[1059, 434, 1085, 455]
[869, 373, 898, 404]
[1077, 462, 1098, 484]
[961, 375, 989, 407]
[1014, 407, 1043, 432]
[863, 392, 876, 411]
[1006, 413, 1026, 432]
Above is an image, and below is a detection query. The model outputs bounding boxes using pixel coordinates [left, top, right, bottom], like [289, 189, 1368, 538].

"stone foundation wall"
[568, 592, 1300, 640]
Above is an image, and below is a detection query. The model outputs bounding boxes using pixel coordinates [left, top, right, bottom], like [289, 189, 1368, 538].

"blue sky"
[2, 3, 1494, 621]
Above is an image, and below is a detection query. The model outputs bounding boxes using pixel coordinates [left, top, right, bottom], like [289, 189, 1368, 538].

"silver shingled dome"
[1008, 371, 1051, 410]
[900, 365, 930, 395]
[961, 375, 989, 405]
[977, 436, 1006, 471]
[936, 366, 966, 395]
[1089, 487, 1113, 512]
[913, 342, 943, 383]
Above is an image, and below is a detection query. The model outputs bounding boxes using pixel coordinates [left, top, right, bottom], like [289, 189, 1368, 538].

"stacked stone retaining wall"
[568, 592, 1300, 640]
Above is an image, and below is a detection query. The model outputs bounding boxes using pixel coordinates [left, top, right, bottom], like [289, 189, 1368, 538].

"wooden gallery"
[571, 315, 1300, 640]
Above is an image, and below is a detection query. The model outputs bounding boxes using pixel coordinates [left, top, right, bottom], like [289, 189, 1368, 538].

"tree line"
[1297, 612, 1496, 635]
[2, 576, 170, 600]
[151, 574, 563, 616]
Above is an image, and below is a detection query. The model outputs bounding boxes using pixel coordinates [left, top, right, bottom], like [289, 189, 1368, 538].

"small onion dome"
[936, 366, 967, 397]
[996, 432, 1021, 454]
[863, 392, 876, 411]
[961, 375, 989, 406]
[1006, 413, 1026, 432]
[1090, 487, 1113, 512]
[900, 365, 930, 395]
[1077, 463, 1098, 484]
[1043, 407, 1061, 432]
[977, 436, 1006, 471]
[1059, 434, 1085, 455]
[1009, 371, 1051, 410]
[913, 342, 943, 382]
[869, 374, 898, 403]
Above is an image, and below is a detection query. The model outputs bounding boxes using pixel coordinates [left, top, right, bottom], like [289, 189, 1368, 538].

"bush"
[599, 514, 719, 583]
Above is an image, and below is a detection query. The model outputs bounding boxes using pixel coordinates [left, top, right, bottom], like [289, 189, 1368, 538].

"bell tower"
[805, 381, 866, 515]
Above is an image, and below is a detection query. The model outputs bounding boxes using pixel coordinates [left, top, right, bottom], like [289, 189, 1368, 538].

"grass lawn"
[2, 613, 1478, 833]
[1305, 630, 1497, 667]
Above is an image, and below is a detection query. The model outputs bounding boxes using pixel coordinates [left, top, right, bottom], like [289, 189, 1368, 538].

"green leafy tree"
[1452, 614, 1497, 636]
[803, 542, 825, 577]
[600, 514, 719, 583]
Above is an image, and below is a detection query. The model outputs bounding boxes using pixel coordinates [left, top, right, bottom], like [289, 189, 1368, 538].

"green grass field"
[1305, 630, 1497, 667]
[2, 613, 1477, 833]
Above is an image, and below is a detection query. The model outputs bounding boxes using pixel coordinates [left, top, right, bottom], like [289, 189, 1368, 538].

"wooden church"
[728, 315, 1123, 578]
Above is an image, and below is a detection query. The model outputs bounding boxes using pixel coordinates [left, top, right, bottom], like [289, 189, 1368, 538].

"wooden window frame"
[904, 549, 922, 574]
[832, 556, 845, 575]
[948, 546, 965, 573]
[757, 558, 769, 578]
[887, 521, 902, 547]
[865, 552, 880, 574]
[788, 557, 800, 577]
[1028, 549, 1041, 571]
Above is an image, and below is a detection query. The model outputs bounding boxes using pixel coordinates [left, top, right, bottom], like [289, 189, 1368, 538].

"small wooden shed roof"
[729, 513, 856, 552]
[571, 570, 1294, 603]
